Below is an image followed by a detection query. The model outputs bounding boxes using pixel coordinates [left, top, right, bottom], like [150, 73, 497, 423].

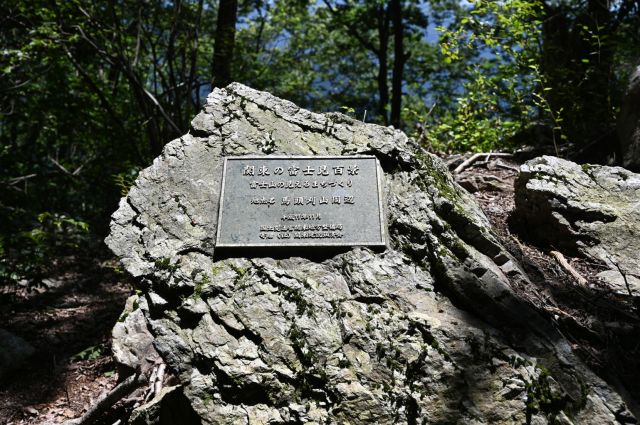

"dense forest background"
[1, 0, 640, 286]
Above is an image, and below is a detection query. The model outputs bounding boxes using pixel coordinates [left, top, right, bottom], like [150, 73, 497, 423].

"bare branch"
[49, 156, 71, 175]
[142, 88, 181, 134]
[3, 174, 38, 186]
[609, 255, 634, 297]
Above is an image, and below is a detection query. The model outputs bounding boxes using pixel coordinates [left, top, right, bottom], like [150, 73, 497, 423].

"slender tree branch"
[142, 88, 182, 134]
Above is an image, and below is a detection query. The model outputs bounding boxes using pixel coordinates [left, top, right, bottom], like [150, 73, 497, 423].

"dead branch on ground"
[453, 152, 513, 174]
[550, 250, 588, 286]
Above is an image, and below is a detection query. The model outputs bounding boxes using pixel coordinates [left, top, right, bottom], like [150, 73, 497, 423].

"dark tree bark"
[389, 0, 406, 129]
[212, 0, 238, 88]
[377, 4, 391, 126]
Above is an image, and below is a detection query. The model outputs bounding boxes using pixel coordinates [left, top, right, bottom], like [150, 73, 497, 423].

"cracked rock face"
[107, 84, 636, 424]
[514, 155, 640, 293]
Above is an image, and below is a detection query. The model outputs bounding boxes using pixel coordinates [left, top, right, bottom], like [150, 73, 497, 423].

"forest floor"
[0, 154, 638, 424]
[0, 252, 133, 425]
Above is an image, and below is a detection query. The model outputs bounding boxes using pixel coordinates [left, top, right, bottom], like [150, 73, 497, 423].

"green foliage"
[33, 212, 89, 245]
[71, 344, 104, 362]
[0, 210, 90, 285]
[1, 0, 215, 285]
[339, 106, 356, 116]
[425, 0, 548, 153]
[234, 0, 442, 127]
[155, 257, 179, 273]
[113, 165, 141, 197]
[420, 0, 640, 154]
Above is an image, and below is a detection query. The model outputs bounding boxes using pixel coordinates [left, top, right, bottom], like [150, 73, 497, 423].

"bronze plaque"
[215, 156, 386, 248]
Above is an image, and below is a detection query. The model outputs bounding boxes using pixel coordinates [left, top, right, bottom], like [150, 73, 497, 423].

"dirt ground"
[1, 153, 638, 424]
[0, 253, 133, 425]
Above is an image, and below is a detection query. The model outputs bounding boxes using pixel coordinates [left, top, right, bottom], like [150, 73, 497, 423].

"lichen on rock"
[106, 84, 636, 424]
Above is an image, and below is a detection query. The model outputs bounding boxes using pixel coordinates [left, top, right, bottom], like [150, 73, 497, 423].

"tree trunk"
[212, 0, 238, 88]
[389, 0, 405, 129]
[377, 4, 390, 126]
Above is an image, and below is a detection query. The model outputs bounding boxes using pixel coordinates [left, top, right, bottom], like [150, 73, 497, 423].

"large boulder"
[618, 65, 640, 171]
[514, 155, 640, 294]
[107, 84, 636, 424]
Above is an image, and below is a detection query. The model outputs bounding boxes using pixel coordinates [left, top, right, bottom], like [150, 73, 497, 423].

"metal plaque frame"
[215, 155, 386, 248]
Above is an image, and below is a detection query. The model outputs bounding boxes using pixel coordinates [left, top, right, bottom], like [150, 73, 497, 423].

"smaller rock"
[112, 296, 157, 373]
[514, 156, 640, 275]
[554, 411, 575, 425]
[23, 406, 39, 416]
[573, 394, 618, 424]
[148, 292, 169, 311]
[0, 329, 35, 379]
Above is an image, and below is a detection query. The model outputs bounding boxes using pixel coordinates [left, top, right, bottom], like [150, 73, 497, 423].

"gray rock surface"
[107, 84, 636, 424]
[0, 328, 35, 379]
[112, 295, 159, 373]
[596, 270, 640, 296]
[514, 156, 640, 294]
[618, 66, 640, 171]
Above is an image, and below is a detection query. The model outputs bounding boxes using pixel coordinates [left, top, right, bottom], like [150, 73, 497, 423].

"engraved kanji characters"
[257, 165, 270, 176]
[317, 165, 329, 176]
[288, 165, 300, 176]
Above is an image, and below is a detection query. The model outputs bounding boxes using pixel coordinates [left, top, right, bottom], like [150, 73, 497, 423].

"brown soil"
[0, 252, 133, 425]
